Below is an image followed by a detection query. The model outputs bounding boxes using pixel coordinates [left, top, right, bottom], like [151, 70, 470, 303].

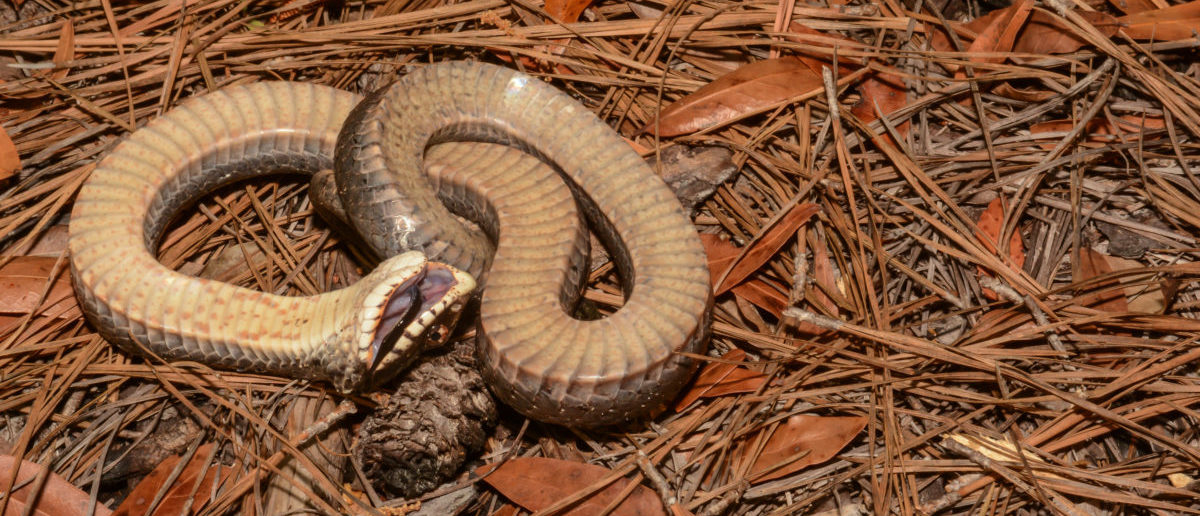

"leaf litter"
[3, 0, 1200, 514]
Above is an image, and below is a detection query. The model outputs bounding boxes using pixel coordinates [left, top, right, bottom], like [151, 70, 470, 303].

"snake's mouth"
[366, 262, 475, 375]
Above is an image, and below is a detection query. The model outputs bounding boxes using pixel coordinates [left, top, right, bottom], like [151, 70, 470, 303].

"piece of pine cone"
[354, 338, 497, 498]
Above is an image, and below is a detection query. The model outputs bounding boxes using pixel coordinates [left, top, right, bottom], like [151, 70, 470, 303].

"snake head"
[337, 251, 475, 393]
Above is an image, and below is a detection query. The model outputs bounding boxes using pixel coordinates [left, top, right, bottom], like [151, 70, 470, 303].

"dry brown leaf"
[783, 23, 859, 76]
[742, 415, 867, 483]
[991, 82, 1057, 102]
[781, 23, 908, 140]
[669, 504, 697, 516]
[851, 71, 910, 140]
[675, 349, 768, 410]
[974, 198, 1026, 300]
[715, 203, 821, 295]
[961, 0, 1035, 66]
[477, 457, 665, 516]
[545, 0, 596, 23]
[113, 444, 223, 516]
[809, 233, 840, 316]
[1075, 247, 1129, 312]
[1108, 0, 1168, 14]
[645, 57, 822, 137]
[1016, 10, 1118, 54]
[1029, 115, 1166, 148]
[0, 124, 18, 181]
[49, 18, 75, 80]
[1119, 0, 1200, 40]
[699, 234, 790, 317]
[0, 256, 78, 319]
[930, 8, 1117, 55]
[1105, 255, 1166, 313]
[732, 278, 789, 317]
[0, 455, 113, 516]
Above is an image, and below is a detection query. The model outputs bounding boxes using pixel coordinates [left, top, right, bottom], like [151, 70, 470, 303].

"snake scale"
[69, 61, 712, 426]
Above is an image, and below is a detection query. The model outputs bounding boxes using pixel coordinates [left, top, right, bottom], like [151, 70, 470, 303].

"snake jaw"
[345, 251, 475, 393]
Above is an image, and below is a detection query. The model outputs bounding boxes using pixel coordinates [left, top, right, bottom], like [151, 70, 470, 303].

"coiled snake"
[69, 61, 712, 426]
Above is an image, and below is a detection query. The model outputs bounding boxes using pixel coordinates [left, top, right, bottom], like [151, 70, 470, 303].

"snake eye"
[428, 324, 448, 342]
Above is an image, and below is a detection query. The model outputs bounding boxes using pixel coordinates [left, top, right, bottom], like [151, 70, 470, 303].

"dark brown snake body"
[69, 62, 712, 426]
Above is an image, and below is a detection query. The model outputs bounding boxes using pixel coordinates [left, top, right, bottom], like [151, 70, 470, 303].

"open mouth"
[368, 263, 471, 373]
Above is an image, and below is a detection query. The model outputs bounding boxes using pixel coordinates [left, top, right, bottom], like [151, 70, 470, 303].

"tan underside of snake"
[69, 62, 712, 426]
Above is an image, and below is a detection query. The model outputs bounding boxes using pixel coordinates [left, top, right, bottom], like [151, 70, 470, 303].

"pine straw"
[3, 0, 1200, 514]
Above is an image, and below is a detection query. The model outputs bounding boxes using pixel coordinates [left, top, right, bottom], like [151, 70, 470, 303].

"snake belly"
[68, 82, 476, 393]
[333, 62, 713, 426]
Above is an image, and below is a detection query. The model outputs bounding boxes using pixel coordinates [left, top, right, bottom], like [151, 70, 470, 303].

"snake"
[69, 61, 712, 426]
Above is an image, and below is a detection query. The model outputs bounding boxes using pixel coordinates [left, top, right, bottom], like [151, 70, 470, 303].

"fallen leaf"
[675, 349, 768, 410]
[645, 57, 823, 137]
[0, 125, 18, 181]
[6, 224, 70, 257]
[731, 278, 789, 318]
[1029, 115, 1166, 148]
[974, 198, 1026, 301]
[991, 82, 1057, 102]
[1016, 10, 1118, 54]
[0, 455, 114, 516]
[809, 235, 840, 316]
[782, 23, 860, 76]
[929, 8, 1118, 55]
[669, 504, 697, 516]
[49, 18, 75, 80]
[114, 444, 223, 516]
[962, 0, 1036, 66]
[0, 256, 78, 320]
[700, 234, 810, 325]
[477, 457, 665, 516]
[1104, 255, 1166, 313]
[716, 203, 822, 295]
[948, 2, 1034, 105]
[1118, 0, 1200, 41]
[1075, 247, 1128, 312]
[545, 0, 596, 23]
[783, 23, 907, 139]
[851, 71, 910, 140]
[741, 415, 867, 483]
[1108, 0, 1167, 14]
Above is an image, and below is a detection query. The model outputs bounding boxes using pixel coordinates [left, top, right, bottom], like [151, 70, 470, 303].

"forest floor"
[3, 0, 1200, 514]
